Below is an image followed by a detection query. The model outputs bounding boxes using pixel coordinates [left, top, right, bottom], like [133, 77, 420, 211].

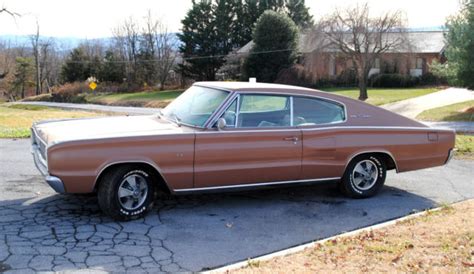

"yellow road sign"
[89, 82, 97, 90]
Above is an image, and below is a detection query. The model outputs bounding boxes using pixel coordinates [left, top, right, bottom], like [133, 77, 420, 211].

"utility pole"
[32, 21, 41, 95]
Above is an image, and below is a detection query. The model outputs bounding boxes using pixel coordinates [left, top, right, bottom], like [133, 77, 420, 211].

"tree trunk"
[21, 84, 25, 99]
[358, 74, 368, 101]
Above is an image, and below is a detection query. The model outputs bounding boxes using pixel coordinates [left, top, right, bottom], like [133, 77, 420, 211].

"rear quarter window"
[293, 96, 345, 125]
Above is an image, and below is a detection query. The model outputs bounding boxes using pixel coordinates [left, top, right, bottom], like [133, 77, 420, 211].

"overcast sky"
[0, 0, 462, 38]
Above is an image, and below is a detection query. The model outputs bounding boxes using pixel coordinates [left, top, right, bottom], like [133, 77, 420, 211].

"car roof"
[194, 81, 316, 93]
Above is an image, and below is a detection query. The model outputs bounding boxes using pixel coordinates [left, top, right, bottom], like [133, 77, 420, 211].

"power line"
[27, 48, 294, 64]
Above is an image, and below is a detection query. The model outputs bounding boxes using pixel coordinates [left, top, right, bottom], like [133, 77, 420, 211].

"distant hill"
[0, 33, 181, 50]
[0, 35, 113, 50]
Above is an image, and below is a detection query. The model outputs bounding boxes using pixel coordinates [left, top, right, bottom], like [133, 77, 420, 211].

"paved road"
[382, 87, 474, 119]
[18, 101, 158, 115]
[0, 139, 473, 272]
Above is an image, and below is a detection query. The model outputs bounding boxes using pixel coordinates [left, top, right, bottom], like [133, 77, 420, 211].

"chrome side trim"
[173, 177, 341, 193]
[302, 126, 455, 132]
[195, 126, 454, 134]
[344, 150, 399, 173]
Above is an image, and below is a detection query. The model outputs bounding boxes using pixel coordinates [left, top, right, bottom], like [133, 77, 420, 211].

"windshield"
[161, 86, 229, 127]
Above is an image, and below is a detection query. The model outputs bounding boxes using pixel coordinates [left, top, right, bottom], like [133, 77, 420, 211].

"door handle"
[283, 136, 299, 142]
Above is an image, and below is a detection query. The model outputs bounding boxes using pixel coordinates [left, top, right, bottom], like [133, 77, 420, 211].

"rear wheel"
[339, 154, 387, 198]
[98, 165, 156, 221]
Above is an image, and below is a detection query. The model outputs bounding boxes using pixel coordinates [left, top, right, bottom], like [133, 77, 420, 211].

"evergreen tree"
[11, 57, 33, 99]
[233, 0, 312, 48]
[445, 0, 474, 89]
[214, 0, 237, 51]
[286, 0, 314, 29]
[242, 11, 299, 82]
[178, 0, 223, 81]
[258, 0, 285, 13]
[235, 0, 261, 48]
[60, 47, 92, 83]
[99, 50, 126, 83]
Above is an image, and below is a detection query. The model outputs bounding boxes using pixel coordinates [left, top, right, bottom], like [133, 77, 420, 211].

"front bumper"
[31, 138, 66, 194]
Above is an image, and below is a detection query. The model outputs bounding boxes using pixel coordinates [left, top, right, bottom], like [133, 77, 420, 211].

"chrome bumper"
[31, 141, 66, 194]
[445, 149, 455, 165]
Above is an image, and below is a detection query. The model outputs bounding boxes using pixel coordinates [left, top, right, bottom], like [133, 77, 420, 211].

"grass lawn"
[416, 100, 474, 122]
[456, 134, 474, 160]
[87, 89, 184, 108]
[0, 104, 107, 138]
[325, 87, 440, 106]
[235, 200, 474, 273]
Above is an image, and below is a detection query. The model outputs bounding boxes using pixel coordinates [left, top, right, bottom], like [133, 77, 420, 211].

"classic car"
[31, 82, 455, 220]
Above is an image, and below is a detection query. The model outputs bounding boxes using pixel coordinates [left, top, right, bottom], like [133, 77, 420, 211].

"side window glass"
[220, 99, 237, 127]
[237, 95, 290, 128]
[293, 97, 345, 125]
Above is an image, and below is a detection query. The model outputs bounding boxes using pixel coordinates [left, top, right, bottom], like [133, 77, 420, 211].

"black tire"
[98, 165, 156, 221]
[339, 154, 387, 198]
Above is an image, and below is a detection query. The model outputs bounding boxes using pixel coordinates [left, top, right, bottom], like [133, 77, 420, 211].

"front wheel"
[98, 166, 156, 221]
[339, 155, 387, 198]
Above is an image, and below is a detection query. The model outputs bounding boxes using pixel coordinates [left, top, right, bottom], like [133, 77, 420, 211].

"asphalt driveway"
[0, 139, 473, 272]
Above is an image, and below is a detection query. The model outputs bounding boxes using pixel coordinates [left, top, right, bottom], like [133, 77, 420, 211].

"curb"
[205, 206, 444, 273]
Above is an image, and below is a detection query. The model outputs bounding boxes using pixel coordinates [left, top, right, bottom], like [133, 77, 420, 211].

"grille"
[32, 129, 47, 161]
[38, 140, 47, 160]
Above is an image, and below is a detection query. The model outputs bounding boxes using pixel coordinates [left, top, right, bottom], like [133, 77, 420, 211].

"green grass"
[87, 89, 184, 107]
[455, 134, 474, 160]
[7, 104, 49, 111]
[416, 100, 474, 122]
[325, 87, 440, 106]
[0, 104, 106, 138]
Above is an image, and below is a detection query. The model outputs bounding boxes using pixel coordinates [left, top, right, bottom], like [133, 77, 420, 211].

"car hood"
[33, 115, 187, 145]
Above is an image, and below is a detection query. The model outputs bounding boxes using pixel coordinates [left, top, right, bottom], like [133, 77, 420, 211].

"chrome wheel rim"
[351, 160, 378, 191]
[118, 174, 149, 211]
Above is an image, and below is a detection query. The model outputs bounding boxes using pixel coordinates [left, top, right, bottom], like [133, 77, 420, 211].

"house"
[237, 31, 446, 83]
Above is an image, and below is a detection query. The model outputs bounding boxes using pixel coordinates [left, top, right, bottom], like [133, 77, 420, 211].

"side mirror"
[217, 118, 227, 130]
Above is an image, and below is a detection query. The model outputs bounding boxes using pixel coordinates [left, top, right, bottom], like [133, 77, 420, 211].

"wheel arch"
[94, 161, 172, 194]
[345, 150, 398, 172]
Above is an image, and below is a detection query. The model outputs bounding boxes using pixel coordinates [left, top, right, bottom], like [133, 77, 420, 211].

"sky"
[0, 0, 462, 39]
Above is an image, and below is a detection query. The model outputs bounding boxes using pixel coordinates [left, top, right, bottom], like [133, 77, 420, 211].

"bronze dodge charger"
[31, 82, 455, 220]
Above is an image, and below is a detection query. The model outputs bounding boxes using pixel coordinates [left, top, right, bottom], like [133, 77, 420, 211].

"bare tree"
[0, 7, 19, 85]
[320, 3, 407, 100]
[0, 7, 20, 18]
[39, 38, 56, 93]
[143, 11, 178, 90]
[113, 17, 140, 85]
[30, 20, 42, 95]
[113, 12, 177, 89]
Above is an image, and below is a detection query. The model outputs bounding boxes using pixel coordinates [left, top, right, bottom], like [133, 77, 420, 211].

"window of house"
[416, 58, 424, 69]
[328, 55, 336, 76]
[293, 96, 345, 125]
[373, 58, 380, 69]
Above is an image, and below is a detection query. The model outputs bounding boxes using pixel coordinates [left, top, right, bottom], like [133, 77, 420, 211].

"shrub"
[242, 11, 299, 82]
[430, 60, 458, 86]
[419, 72, 448, 86]
[275, 64, 314, 87]
[369, 73, 418, 88]
[335, 69, 358, 86]
[50, 82, 89, 103]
